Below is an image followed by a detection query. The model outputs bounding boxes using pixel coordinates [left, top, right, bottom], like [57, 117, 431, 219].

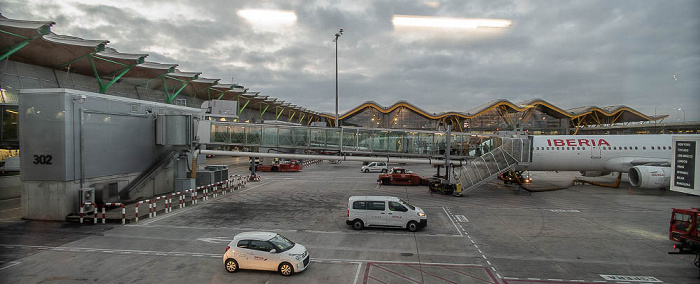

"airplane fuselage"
[525, 135, 674, 172]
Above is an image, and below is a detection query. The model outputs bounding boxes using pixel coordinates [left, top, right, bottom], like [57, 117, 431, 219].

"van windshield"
[399, 199, 415, 210]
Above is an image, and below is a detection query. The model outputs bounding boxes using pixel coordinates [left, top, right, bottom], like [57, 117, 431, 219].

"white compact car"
[361, 162, 388, 173]
[223, 232, 310, 276]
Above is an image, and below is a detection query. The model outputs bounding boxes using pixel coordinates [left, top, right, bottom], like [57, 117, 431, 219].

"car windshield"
[269, 234, 295, 252]
[399, 199, 415, 210]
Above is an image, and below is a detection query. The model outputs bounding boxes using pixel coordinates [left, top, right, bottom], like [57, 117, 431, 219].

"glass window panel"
[245, 125, 261, 145]
[263, 126, 277, 146]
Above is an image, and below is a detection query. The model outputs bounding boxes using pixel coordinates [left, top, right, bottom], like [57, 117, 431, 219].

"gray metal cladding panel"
[19, 92, 71, 181]
[81, 112, 154, 178]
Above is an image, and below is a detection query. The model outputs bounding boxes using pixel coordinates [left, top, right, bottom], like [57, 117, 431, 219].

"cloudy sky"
[3, 0, 699, 121]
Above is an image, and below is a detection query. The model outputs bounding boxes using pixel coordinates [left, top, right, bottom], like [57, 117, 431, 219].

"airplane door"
[591, 146, 601, 159]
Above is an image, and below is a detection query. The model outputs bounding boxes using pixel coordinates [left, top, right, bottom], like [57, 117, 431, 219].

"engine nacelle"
[579, 171, 611, 177]
[628, 166, 671, 189]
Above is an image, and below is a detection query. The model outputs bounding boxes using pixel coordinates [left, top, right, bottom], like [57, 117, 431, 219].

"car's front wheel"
[279, 262, 294, 276]
[364, 169, 369, 173]
[225, 258, 239, 273]
[407, 221, 419, 232]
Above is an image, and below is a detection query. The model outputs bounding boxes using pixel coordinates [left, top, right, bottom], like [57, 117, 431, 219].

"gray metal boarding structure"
[205, 121, 532, 194]
[454, 137, 530, 194]
[207, 122, 496, 157]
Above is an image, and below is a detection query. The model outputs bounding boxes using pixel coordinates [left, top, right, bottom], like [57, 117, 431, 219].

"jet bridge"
[200, 120, 533, 195]
[204, 121, 494, 158]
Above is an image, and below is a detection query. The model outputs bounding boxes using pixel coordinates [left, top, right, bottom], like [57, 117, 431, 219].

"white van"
[346, 196, 427, 232]
[360, 162, 388, 173]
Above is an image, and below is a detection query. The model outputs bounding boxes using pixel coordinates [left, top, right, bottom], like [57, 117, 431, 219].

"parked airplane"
[521, 134, 695, 190]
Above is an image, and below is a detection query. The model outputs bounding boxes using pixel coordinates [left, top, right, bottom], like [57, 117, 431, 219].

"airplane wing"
[604, 157, 671, 172]
[629, 158, 671, 166]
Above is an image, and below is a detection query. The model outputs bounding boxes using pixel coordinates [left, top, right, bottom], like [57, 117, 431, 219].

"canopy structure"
[1, 13, 664, 132]
[0, 14, 317, 120]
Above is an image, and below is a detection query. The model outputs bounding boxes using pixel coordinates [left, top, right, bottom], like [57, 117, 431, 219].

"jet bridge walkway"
[204, 122, 532, 194]
[206, 122, 496, 158]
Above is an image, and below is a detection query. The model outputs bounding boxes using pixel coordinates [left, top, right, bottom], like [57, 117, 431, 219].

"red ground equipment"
[378, 167, 429, 186]
[256, 161, 302, 172]
[669, 207, 700, 270]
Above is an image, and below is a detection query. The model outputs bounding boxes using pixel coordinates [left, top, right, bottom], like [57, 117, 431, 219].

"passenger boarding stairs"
[454, 137, 530, 194]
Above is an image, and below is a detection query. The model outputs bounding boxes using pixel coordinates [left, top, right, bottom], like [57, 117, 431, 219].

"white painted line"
[455, 215, 469, 222]
[0, 261, 21, 271]
[600, 275, 661, 282]
[442, 207, 463, 237]
[352, 261, 362, 284]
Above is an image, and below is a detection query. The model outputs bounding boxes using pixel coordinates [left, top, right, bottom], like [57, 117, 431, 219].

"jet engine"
[628, 166, 671, 189]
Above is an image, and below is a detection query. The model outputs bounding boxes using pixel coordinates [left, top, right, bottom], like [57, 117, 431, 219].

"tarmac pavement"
[0, 158, 698, 283]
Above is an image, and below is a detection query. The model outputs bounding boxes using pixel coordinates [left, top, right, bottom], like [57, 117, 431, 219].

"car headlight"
[417, 212, 425, 217]
[289, 253, 304, 261]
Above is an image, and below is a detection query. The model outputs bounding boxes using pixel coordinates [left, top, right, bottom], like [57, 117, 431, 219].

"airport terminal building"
[1, 14, 698, 221]
[2, 14, 698, 160]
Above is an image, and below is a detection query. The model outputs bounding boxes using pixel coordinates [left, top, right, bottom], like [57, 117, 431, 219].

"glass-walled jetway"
[208, 122, 498, 157]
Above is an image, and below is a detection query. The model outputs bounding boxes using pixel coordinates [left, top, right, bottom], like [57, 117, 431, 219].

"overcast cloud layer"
[3, 0, 699, 121]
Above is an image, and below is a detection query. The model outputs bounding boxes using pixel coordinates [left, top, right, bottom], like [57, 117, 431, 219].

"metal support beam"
[162, 75, 189, 104]
[238, 96, 252, 114]
[275, 106, 285, 120]
[260, 102, 269, 118]
[0, 26, 51, 61]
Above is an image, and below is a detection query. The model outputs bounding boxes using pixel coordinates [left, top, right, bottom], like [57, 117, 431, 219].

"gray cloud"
[2, 0, 698, 120]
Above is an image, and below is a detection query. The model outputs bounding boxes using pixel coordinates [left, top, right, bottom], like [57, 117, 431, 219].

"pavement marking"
[550, 209, 581, 213]
[442, 207, 463, 237]
[132, 224, 462, 237]
[454, 215, 469, 222]
[0, 261, 21, 271]
[442, 207, 502, 280]
[600, 275, 662, 282]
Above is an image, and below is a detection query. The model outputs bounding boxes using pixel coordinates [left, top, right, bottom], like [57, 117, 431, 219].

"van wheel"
[225, 258, 239, 273]
[352, 219, 364, 230]
[279, 262, 294, 276]
[364, 169, 369, 173]
[407, 221, 419, 232]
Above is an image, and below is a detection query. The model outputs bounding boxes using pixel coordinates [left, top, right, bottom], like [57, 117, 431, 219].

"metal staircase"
[454, 137, 530, 194]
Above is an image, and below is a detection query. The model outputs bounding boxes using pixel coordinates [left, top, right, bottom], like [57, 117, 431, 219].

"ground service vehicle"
[256, 161, 301, 172]
[669, 208, 700, 270]
[346, 196, 427, 232]
[361, 162, 388, 173]
[223, 232, 310, 276]
[0, 156, 19, 174]
[378, 167, 428, 186]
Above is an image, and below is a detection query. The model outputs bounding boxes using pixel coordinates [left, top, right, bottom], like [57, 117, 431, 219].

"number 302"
[33, 155, 53, 165]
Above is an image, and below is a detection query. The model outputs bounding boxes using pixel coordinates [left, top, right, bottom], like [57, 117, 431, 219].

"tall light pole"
[333, 28, 343, 127]
[654, 103, 661, 126]
[678, 108, 685, 122]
